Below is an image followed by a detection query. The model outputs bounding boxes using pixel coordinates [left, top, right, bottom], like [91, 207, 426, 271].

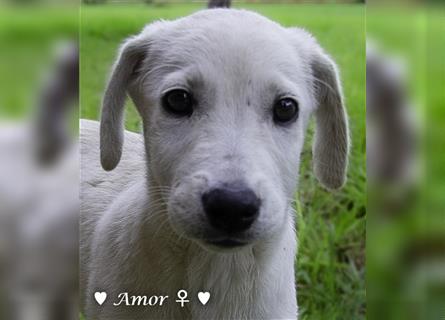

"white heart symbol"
[198, 291, 210, 305]
[94, 292, 107, 305]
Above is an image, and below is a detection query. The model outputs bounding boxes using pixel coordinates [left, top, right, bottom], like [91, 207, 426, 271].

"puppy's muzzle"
[202, 182, 261, 235]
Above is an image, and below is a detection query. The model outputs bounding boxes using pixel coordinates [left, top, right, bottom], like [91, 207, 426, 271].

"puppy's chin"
[167, 222, 254, 253]
[168, 221, 258, 253]
[168, 216, 280, 254]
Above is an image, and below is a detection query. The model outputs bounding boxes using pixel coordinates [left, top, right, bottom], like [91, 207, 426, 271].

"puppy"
[81, 8, 349, 320]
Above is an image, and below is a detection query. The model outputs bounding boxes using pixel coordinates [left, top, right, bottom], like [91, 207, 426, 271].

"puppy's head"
[100, 9, 349, 251]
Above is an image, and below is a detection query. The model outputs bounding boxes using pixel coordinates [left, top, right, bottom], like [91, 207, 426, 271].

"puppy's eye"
[273, 98, 299, 124]
[162, 89, 193, 116]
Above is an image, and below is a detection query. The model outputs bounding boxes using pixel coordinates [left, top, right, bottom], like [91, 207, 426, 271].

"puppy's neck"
[129, 179, 296, 318]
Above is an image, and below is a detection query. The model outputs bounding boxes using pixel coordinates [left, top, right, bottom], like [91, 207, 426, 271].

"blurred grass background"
[367, 4, 445, 320]
[80, 3, 366, 319]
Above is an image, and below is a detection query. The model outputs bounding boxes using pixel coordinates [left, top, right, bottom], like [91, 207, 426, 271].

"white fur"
[81, 8, 349, 320]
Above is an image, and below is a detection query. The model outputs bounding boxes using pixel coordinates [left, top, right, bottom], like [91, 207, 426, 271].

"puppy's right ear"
[100, 36, 147, 171]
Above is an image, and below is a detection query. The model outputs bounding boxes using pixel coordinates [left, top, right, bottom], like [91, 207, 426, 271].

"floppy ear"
[100, 36, 147, 171]
[310, 47, 350, 190]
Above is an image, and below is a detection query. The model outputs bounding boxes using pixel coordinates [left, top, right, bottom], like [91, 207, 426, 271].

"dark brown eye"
[162, 89, 193, 116]
[273, 98, 299, 124]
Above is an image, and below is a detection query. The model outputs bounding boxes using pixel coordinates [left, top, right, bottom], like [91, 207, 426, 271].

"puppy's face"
[100, 10, 349, 251]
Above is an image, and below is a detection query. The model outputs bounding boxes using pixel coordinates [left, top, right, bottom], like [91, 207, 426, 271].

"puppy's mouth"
[206, 238, 247, 248]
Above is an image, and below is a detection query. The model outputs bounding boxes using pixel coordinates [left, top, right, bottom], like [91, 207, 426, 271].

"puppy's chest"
[131, 237, 284, 319]
[184, 252, 271, 319]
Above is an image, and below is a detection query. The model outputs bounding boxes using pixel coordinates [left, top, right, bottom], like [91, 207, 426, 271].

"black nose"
[202, 184, 261, 234]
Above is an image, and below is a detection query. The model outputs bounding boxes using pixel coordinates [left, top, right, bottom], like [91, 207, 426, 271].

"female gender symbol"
[175, 289, 189, 307]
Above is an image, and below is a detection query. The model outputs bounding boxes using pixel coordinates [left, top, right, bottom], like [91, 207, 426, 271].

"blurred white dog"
[81, 8, 349, 320]
[0, 42, 78, 320]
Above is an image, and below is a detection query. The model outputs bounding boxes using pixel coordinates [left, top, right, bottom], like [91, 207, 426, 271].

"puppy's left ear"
[310, 44, 350, 190]
[289, 28, 350, 189]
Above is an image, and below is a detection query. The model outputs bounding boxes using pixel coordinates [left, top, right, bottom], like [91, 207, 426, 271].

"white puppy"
[81, 8, 349, 320]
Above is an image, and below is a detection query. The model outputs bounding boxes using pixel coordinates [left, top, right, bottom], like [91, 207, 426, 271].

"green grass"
[80, 3, 366, 319]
